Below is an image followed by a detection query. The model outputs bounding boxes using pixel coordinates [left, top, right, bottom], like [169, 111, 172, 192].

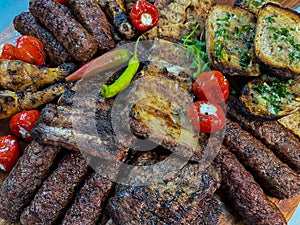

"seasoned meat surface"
[0, 141, 60, 222]
[29, 0, 98, 62]
[215, 145, 287, 225]
[224, 119, 300, 199]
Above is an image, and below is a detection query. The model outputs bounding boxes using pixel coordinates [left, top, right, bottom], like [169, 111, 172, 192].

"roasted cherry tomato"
[130, 0, 159, 31]
[56, 0, 67, 5]
[188, 101, 226, 133]
[0, 44, 16, 60]
[10, 110, 40, 141]
[192, 70, 229, 103]
[14, 35, 46, 66]
[0, 135, 20, 171]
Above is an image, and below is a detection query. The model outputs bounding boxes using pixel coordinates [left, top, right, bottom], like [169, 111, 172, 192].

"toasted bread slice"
[239, 74, 300, 120]
[278, 110, 300, 139]
[234, 0, 281, 15]
[205, 5, 261, 77]
[255, 3, 300, 79]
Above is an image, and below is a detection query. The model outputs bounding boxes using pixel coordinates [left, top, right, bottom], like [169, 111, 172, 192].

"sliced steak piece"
[227, 96, 300, 173]
[108, 163, 221, 225]
[20, 151, 89, 225]
[66, 0, 115, 51]
[29, 0, 98, 62]
[224, 119, 300, 199]
[13, 11, 73, 66]
[0, 141, 60, 222]
[215, 145, 287, 225]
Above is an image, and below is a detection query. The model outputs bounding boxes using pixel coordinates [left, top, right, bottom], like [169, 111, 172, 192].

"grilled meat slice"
[0, 82, 72, 119]
[108, 163, 221, 225]
[224, 119, 300, 199]
[29, 0, 98, 62]
[66, 0, 115, 51]
[20, 151, 89, 225]
[13, 12, 73, 66]
[215, 146, 287, 225]
[0, 141, 60, 222]
[227, 96, 300, 173]
[0, 59, 76, 92]
[98, 0, 136, 39]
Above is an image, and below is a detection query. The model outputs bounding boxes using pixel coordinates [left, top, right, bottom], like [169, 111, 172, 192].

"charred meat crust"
[29, 0, 98, 62]
[20, 151, 89, 225]
[227, 96, 300, 173]
[224, 119, 300, 199]
[0, 141, 61, 222]
[13, 12, 73, 66]
[215, 146, 287, 225]
[65, 0, 115, 51]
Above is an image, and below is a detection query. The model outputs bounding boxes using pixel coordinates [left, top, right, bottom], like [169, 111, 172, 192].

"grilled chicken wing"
[0, 82, 73, 119]
[0, 59, 76, 92]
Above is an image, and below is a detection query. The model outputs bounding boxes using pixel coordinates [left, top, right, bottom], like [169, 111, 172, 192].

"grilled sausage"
[215, 146, 287, 225]
[66, 0, 115, 51]
[13, 12, 73, 66]
[227, 96, 300, 173]
[20, 151, 89, 225]
[29, 0, 98, 62]
[0, 141, 60, 222]
[224, 119, 300, 199]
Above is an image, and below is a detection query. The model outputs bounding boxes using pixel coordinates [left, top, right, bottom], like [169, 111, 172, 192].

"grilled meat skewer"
[215, 145, 287, 225]
[224, 119, 300, 199]
[13, 12, 73, 66]
[66, 0, 115, 51]
[29, 0, 98, 62]
[0, 59, 75, 92]
[0, 82, 72, 119]
[0, 142, 61, 222]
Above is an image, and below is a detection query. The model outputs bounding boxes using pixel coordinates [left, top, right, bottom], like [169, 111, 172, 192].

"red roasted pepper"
[14, 35, 46, 66]
[130, 0, 159, 31]
[0, 135, 20, 171]
[56, 0, 68, 5]
[10, 110, 40, 142]
[0, 44, 16, 60]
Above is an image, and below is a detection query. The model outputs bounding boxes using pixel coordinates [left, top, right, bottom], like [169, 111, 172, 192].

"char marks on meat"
[29, 0, 98, 62]
[108, 163, 221, 225]
[0, 141, 60, 222]
[20, 151, 89, 225]
[226, 96, 300, 173]
[215, 145, 287, 225]
[224, 119, 300, 199]
[66, 0, 115, 51]
[13, 12, 73, 66]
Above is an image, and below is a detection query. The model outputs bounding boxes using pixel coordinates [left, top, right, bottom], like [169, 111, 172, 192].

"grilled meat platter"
[0, 0, 300, 224]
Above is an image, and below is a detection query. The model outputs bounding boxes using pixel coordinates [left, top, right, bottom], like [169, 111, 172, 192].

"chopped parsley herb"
[213, 41, 225, 59]
[265, 14, 276, 23]
[239, 50, 250, 68]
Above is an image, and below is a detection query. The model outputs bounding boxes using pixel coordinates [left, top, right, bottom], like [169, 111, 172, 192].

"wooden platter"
[0, 0, 299, 224]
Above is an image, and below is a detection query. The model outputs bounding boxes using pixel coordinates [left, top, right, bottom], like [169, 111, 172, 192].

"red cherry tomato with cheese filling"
[188, 101, 226, 133]
[10, 110, 40, 141]
[192, 70, 229, 103]
[0, 135, 20, 171]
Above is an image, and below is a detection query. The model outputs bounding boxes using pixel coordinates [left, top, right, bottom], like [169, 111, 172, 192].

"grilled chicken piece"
[0, 59, 76, 92]
[0, 82, 72, 119]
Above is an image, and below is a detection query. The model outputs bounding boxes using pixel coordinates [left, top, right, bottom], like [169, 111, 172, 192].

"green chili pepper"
[101, 36, 141, 98]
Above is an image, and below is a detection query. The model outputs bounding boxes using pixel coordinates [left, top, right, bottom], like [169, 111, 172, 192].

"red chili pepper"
[0, 44, 16, 60]
[10, 110, 40, 142]
[0, 135, 20, 171]
[56, 0, 68, 5]
[14, 35, 46, 66]
[130, 0, 159, 31]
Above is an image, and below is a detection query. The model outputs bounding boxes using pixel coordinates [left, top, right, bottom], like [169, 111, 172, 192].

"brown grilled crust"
[255, 3, 300, 79]
[65, 0, 115, 51]
[224, 119, 300, 199]
[13, 12, 73, 66]
[215, 146, 287, 225]
[0, 141, 60, 222]
[234, 0, 281, 15]
[20, 151, 89, 225]
[227, 96, 300, 173]
[29, 0, 98, 62]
